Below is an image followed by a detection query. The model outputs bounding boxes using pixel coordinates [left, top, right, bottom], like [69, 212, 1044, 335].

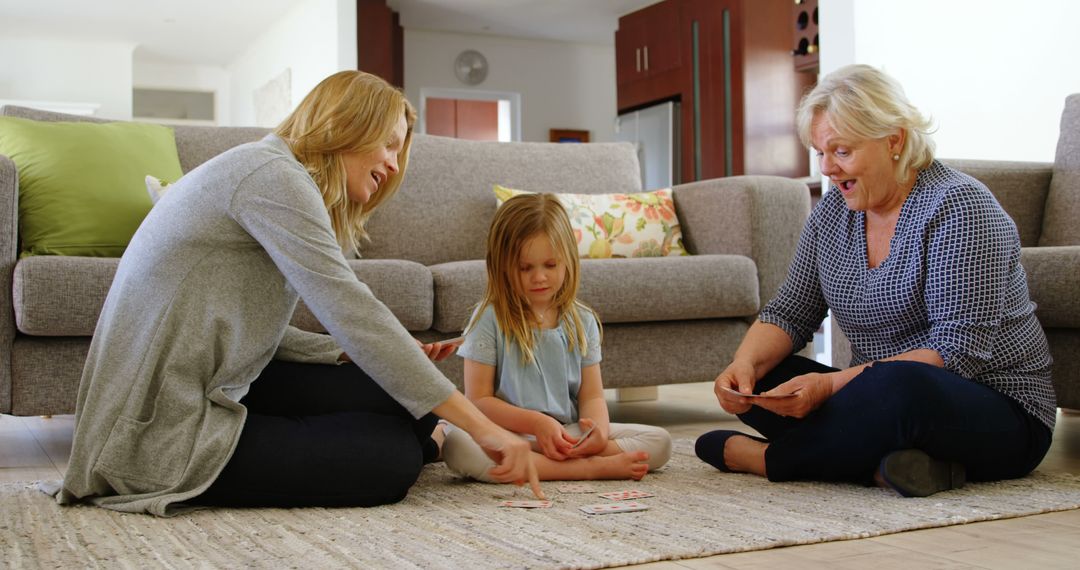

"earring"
[892, 153, 900, 161]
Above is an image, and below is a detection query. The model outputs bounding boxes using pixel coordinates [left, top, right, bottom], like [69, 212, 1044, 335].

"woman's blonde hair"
[275, 70, 416, 254]
[796, 64, 935, 182]
[470, 193, 599, 364]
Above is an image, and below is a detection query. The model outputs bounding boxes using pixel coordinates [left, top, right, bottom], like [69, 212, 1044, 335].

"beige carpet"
[5, 439, 1080, 569]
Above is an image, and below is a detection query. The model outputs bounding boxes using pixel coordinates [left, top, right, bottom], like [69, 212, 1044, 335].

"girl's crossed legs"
[443, 421, 671, 482]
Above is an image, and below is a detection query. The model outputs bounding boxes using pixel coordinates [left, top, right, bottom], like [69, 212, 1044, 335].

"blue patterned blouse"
[760, 160, 1056, 429]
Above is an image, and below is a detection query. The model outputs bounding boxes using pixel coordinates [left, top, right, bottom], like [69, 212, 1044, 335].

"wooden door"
[615, 0, 685, 111]
[615, 13, 646, 88]
[425, 98, 499, 141]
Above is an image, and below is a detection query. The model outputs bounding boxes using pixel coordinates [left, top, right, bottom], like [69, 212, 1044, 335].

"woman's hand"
[415, 338, 457, 362]
[714, 360, 757, 415]
[531, 414, 575, 460]
[433, 391, 544, 499]
[754, 372, 834, 418]
[566, 417, 607, 458]
[471, 426, 545, 499]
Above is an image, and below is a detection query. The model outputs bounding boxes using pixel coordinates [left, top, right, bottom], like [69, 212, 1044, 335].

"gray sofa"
[0, 105, 810, 416]
[833, 94, 1080, 411]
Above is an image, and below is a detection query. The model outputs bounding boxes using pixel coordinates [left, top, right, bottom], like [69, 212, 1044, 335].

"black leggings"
[722, 355, 1052, 484]
[190, 360, 439, 508]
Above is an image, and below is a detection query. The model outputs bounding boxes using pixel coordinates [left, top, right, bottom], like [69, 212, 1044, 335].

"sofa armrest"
[0, 154, 18, 413]
[1021, 245, 1080, 328]
[673, 175, 810, 308]
[941, 158, 1054, 247]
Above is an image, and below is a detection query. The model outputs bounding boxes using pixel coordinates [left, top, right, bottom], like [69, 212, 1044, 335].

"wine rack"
[792, 0, 819, 72]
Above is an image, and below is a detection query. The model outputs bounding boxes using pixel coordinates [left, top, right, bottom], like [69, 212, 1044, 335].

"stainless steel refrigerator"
[614, 101, 680, 190]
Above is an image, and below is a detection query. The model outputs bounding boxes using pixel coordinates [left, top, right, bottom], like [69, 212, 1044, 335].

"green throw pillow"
[0, 116, 183, 257]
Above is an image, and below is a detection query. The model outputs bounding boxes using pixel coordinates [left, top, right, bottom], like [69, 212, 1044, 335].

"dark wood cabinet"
[616, 0, 813, 181]
[357, 0, 403, 88]
[615, 0, 683, 110]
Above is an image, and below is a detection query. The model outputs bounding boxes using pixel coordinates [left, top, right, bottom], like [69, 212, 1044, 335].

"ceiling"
[0, 0, 662, 66]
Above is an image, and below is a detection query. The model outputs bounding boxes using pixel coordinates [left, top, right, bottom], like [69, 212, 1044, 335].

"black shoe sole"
[879, 449, 966, 498]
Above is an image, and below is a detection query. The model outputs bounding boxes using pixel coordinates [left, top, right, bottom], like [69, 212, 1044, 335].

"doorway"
[418, 88, 521, 142]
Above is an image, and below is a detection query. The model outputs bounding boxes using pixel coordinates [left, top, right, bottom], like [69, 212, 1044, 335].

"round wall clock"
[454, 50, 489, 85]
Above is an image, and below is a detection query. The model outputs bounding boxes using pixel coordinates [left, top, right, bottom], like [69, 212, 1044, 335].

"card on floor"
[557, 483, 598, 494]
[598, 489, 655, 501]
[499, 500, 553, 508]
[579, 501, 650, 515]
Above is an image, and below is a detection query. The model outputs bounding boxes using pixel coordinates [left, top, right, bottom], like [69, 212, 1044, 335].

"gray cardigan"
[55, 135, 456, 515]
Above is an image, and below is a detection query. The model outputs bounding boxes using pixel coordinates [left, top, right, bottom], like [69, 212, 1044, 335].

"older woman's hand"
[755, 372, 834, 418]
[714, 360, 757, 415]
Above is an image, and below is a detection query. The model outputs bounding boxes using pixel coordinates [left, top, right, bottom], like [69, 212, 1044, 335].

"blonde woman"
[696, 64, 1055, 498]
[442, 193, 672, 482]
[56, 71, 541, 515]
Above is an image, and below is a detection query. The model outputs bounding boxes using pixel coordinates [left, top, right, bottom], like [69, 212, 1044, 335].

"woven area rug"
[4, 439, 1080, 569]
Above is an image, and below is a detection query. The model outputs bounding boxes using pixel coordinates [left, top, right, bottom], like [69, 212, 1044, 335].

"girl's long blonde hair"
[275, 70, 416, 254]
[470, 193, 599, 364]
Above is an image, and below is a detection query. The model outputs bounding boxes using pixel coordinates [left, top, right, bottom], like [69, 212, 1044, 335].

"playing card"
[441, 336, 465, 347]
[556, 483, 598, 494]
[598, 489, 655, 501]
[579, 501, 650, 515]
[499, 500, 553, 508]
[569, 424, 596, 449]
[720, 386, 797, 399]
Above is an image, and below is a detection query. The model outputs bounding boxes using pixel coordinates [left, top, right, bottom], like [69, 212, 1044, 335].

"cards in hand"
[441, 336, 465, 347]
[499, 500, 553, 508]
[720, 386, 797, 399]
[598, 489, 655, 501]
[569, 424, 596, 449]
[579, 501, 649, 515]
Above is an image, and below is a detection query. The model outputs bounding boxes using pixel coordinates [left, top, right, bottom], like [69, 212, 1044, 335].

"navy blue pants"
[190, 360, 439, 508]
[734, 355, 1052, 484]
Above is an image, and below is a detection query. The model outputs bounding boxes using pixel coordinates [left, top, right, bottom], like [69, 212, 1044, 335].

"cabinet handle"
[644, 45, 649, 71]
[636, 48, 641, 72]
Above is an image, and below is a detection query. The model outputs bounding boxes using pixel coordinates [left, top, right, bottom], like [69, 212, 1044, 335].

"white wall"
[404, 29, 617, 143]
[133, 61, 231, 125]
[0, 37, 135, 119]
[227, 0, 358, 127]
[822, 0, 1080, 162]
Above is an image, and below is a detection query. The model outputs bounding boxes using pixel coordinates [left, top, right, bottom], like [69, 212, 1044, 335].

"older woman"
[695, 64, 1056, 497]
[56, 71, 541, 515]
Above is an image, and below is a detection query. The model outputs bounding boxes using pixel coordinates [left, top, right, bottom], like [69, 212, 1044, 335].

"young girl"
[443, 193, 672, 482]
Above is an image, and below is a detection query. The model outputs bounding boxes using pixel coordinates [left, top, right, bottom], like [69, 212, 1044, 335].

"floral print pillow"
[494, 184, 689, 258]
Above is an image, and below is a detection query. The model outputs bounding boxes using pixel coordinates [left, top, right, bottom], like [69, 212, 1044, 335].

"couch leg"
[615, 386, 659, 402]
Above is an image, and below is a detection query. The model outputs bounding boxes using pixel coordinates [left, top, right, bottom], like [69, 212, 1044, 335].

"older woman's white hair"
[797, 64, 935, 183]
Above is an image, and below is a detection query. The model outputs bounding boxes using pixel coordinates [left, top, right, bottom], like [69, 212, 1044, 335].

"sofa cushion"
[941, 159, 1052, 248]
[290, 260, 434, 333]
[0, 105, 269, 175]
[0, 116, 184, 257]
[429, 254, 759, 333]
[1041, 93, 1080, 246]
[362, 135, 643, 266]
[494, 184, 689, 258]
[1021, 246, 1080, 328]
[13, 257, 433, 336]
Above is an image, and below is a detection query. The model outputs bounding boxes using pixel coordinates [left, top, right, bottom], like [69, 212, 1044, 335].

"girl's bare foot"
[589, 450, 650, 480]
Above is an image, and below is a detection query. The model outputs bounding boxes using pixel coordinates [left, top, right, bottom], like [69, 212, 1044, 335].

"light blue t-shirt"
[458, 304, 602, 424]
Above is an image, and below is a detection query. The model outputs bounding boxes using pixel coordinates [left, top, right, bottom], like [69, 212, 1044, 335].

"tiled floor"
[3, 383, 1079, 568]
